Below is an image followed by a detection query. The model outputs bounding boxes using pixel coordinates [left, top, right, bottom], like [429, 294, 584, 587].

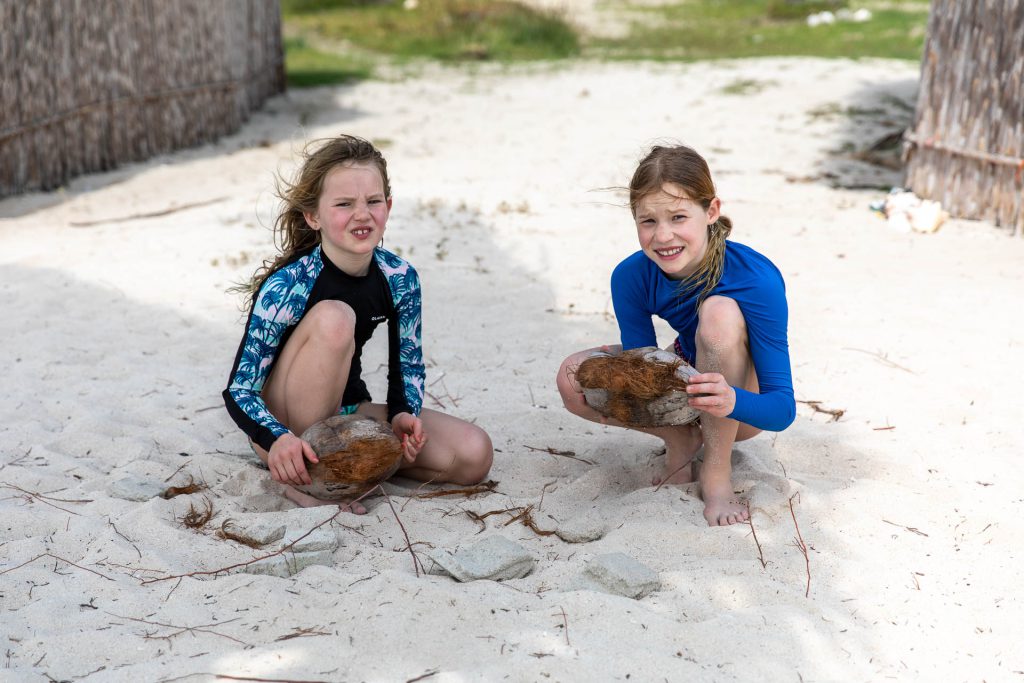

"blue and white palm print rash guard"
[223, 245, 425, 452]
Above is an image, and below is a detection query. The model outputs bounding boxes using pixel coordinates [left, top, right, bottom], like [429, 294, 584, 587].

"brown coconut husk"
[296, 415, 404, 501]
[574, 347, 700, 428]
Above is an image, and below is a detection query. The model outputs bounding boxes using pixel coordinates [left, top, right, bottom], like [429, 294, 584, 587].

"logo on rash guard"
[371, 315, 387, 322]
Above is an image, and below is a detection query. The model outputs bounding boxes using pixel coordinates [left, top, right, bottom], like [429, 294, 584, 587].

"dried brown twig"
[163, 474, 208, 499]
[216, 519, 266, 548]
[179, 497, 214, 529]
[69, 196, 228, 227]
[524, 445, 594, 465]
[882, 519, 929, 537]
[106, 611, 247, 645]
[141, 506, 349, 584]
[788, 493, 811, 598]
[797, 400, 845, 422]
[413, 480, 497, 500]
[653, 457, 695, 492]
[0, 552, 115, 581]
[554, 606, 570, 646]
[274, 626, 332, 641]
[746, 501, 768, 569]
[503, 505, 555, 537]
[379, 484, 424, 576]
[1, 482, 92, 515]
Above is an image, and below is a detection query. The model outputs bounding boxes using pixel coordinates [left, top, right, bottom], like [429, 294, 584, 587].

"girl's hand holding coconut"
[267, 432, 319, 487]
[685, 372, 736, 419]
[391, 412, 427, 462]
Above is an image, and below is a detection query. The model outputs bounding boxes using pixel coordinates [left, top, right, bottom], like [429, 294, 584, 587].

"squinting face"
[304, 162, 391, 272]
[634, 183, 719, 281]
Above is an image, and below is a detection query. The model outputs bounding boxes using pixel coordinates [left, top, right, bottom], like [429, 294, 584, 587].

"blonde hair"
[629, 145, 732, 304]
[236, 135, 391, 307]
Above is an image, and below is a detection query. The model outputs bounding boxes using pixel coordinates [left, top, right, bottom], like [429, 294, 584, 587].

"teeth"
[657, 247, 683, 256]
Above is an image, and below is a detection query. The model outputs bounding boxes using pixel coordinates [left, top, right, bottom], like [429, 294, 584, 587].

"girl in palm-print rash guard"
[224, 135, 492, 511]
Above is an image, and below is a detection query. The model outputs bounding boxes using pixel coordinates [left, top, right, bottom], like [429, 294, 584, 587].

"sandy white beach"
[2, 57, 1023, 682]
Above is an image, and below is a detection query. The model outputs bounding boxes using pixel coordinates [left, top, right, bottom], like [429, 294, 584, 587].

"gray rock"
[555, 512, 609, 544]
[583, 552, 660, 599]
[283, 526, 338, 553]
[223, 518, 286, 546]
[239, 550, 335, 578]
[427, 535, 536, 582]
[108, 475, 166, 502]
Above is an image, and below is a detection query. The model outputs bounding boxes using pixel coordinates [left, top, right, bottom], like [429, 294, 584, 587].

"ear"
[302, 210, 320, 231]
[706, 197, 721, 225]
[386, 197, 393, 212]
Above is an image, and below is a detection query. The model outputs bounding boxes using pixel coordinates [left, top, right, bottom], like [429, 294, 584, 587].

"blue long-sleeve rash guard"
[610, 240, 795, 432]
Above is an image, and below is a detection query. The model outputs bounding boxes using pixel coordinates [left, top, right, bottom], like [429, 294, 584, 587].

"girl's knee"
[556, 352, 590, 411]
[556, 356, 576, 400]
[306, 300, 356, 349]
[696, 296, 746, 349]
[456, 424, 493, 484]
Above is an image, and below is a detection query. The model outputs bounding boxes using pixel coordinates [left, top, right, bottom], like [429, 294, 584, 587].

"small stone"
[108, 476, 165, 501]
[427, 535, 536, 582]
[555, 511, 608, 544]
[583, 552, 660, 599]
[239, 550, 335, 578]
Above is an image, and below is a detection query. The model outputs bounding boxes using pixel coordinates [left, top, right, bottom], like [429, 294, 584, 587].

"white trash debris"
[871, 188, 948, 234]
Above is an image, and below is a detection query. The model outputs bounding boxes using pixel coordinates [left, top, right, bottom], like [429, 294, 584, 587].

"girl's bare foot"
[283, 485, 367, 513]
[697, 471, 748, 526]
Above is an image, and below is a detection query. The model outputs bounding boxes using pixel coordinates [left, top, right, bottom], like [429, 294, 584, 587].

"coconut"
[574, 346, 701, 427]
[295, 415, 404, 500]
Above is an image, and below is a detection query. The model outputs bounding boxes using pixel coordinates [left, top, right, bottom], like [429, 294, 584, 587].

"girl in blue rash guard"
[556, 145, 795, 526]
[224, 135, 492, 511]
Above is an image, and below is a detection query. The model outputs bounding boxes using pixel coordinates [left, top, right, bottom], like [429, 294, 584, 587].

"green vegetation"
[283, 37, 372, 87]
[282, 0, 579, 79]
[280, 0, 929, 87]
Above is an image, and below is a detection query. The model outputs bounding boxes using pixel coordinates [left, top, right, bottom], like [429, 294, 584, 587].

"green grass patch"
[283, 36, 373, 87]
[282, 0, 579, 65]
[279, 0, 930, 87]
[587, 1, 929, 62]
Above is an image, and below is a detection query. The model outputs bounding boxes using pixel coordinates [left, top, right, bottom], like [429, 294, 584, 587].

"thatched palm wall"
[0, 0, 284, 197]
[905, 0, 1024, 236]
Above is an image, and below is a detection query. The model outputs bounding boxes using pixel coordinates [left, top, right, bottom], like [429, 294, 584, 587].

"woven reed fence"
[904, 0, 1024, 236]
[0, 0, 284, 198]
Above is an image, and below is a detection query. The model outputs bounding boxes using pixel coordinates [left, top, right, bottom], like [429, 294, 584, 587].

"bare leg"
[557, 346, 701, 484]
[355, 403, 493, 485]
[695, 296, 757, 526]
[253, 300, 367, 512]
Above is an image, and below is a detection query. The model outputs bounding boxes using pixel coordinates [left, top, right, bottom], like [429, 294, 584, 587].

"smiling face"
[304, 162, 392, 275]
[634, 182, 720, 281]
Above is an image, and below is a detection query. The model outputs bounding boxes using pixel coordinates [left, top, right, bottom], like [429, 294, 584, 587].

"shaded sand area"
[2, 58, 1023, 681]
